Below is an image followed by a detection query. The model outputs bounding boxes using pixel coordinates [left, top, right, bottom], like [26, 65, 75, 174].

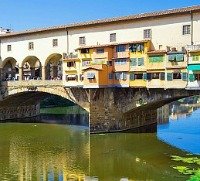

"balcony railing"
[63, 53, 78, 60]
[113, 51, 130, 59]
[93, 52, 108, 59]
[186, 45, 200, 51]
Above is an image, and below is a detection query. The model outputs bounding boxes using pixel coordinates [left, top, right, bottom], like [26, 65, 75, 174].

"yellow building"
[129, 40, 151, 88]
[63, 53, 83, 87]
[113, 43, 130, 87]
[187, 49, 200, 89]
[165, 51, 187, 89]
[146, 50, 166, 89]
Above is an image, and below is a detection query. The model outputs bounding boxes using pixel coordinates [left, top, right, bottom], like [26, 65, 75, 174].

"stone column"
[42, 66, 46, 80]
[19, 67, 23, 81]
[30, 67, 35, 79]
[52, 65, 58, 79]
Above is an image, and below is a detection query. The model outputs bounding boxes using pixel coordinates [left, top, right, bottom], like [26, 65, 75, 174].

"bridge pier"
[0, 104, 40, 122]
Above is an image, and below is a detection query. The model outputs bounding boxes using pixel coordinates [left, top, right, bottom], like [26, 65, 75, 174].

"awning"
[87, 73, 95, 79]
[67, 74, 77, 78]
[188, 65, 200, 71]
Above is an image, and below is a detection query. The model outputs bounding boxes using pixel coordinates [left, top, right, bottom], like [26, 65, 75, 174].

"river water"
[0, 99, 200, 181]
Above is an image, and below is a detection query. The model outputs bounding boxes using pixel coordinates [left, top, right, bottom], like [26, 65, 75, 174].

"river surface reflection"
[157, 99, 200, 155]
[0, 98, 200, 180]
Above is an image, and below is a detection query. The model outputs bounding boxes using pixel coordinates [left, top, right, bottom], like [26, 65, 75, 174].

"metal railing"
[186, 44, 200, 51]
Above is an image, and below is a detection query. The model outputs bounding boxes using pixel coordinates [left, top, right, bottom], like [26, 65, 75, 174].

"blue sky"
[0, 0, 199, 31]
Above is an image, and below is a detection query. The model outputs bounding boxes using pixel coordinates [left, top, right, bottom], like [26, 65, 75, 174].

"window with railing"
[168, 53, 184, 62]
[115, 72, 127, 80]
[129, 44, 144, 52]
[115, 58, 127, 65]
[116, 45, 126, 52]
[130, 57, 144, 66]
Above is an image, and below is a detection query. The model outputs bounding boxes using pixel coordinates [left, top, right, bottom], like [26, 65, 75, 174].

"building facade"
[0, 5, 200, 89]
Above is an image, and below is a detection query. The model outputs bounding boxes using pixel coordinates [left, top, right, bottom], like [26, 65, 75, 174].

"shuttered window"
[130, 73, 135, 80]
[143, 73, 147, 80]
[149, 55, 164, 63]
[130, 58, 137, 66]
[138, 58, 144, 66]
[181, 73, 187, 81]
[167, 73, 173, 81]
[160, 73, 165, 80]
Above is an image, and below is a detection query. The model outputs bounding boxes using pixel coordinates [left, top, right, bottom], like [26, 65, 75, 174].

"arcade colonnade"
[0, 53, 63, 81]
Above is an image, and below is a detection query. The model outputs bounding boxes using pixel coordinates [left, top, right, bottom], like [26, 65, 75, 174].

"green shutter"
[167, 73, 173, 81]
[176, 54, 184, 62]
[130, 58, 137, 66]
[138, 58, 144, 66]
[123, 73, 127, 80]
[181, 73, 187, 81]
[189, 74, 195, 82]
[160, 72, 165, 80]
[143, 73, 147, 80]
[149, 56, 164, 63]
[130, 73, 135, 80]
[168, 54, 176, 61]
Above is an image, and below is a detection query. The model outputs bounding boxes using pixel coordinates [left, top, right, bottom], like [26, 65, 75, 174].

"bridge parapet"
[4, 80, 63, 88]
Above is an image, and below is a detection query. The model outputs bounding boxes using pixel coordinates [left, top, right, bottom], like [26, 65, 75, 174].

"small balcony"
[113, 51, 130, 59]
[63, 53, 78, 60]
[93, 52, 108, 59]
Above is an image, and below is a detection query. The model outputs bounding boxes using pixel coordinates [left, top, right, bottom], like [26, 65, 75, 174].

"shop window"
[173, 73, 182, 79]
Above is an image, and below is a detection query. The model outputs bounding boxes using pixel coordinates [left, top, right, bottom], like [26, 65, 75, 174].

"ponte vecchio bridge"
[1, 5, 200, 133]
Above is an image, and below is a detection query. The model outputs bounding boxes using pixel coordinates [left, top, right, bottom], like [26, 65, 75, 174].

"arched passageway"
[21, 56, 42, 80]
[45, 53, 62, 80]
[1, 58, 18, 81]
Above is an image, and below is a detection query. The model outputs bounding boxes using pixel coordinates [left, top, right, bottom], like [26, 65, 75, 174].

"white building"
[0, 5, 200, 83]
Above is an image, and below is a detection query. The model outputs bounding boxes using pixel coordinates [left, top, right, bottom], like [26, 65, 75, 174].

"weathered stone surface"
[0, 81, 198, 133]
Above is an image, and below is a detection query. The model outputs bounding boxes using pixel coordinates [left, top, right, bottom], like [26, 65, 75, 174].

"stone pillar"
[30, 67, 35, 78]
[0, 68, 2, 81]
[52, 65, 58, 79]
[19, 67, 23, 81]
[42, 66, 46, 80]
[89, 88, 123, 133]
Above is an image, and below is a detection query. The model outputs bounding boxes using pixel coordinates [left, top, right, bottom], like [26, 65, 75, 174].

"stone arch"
[21, 56, 42, 80]
[44, 53, 62, 80]
[1, 57, 18, 81]
[4, 86, 90, 112]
